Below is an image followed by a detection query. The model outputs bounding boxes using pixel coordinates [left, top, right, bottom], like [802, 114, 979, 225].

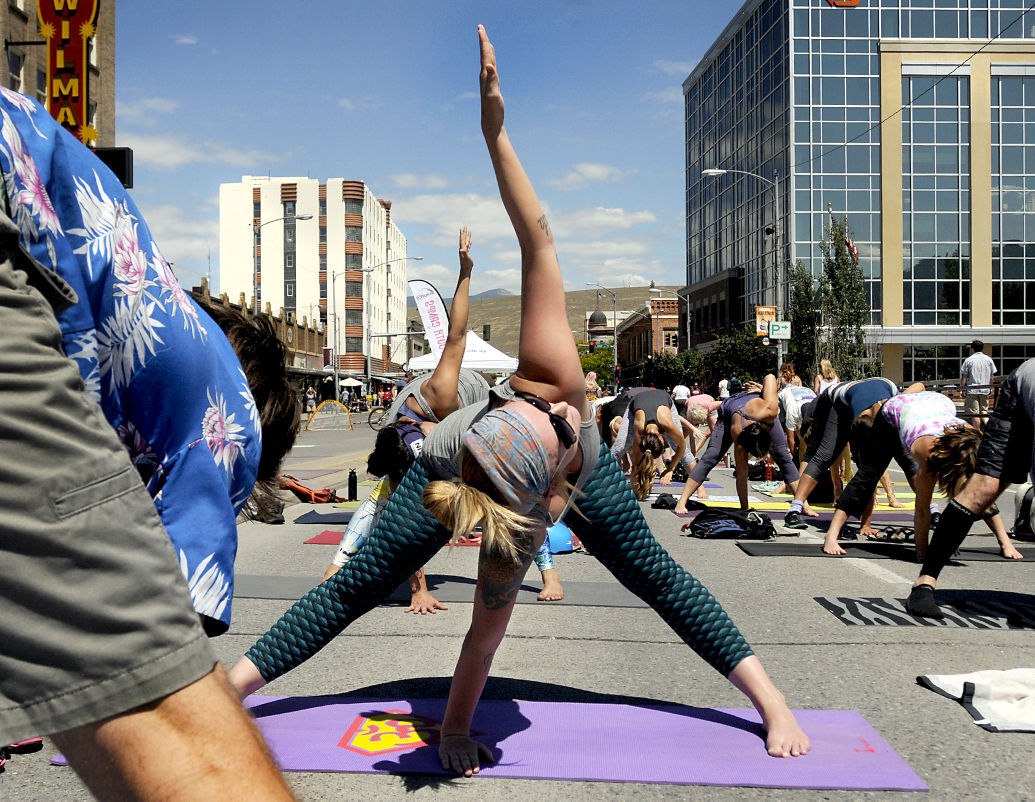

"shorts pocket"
[51, 463, 143, 520]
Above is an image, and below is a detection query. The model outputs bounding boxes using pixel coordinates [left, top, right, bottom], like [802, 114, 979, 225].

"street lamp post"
[701, 167, 784, 371]
[252, 214, 313, 316]
[587, 283, 618, 391]
[329, 256, 423, 399]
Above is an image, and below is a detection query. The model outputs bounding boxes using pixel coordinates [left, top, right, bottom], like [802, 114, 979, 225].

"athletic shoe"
[906, 584, 944, 619]
[783, 510, 807, 530]
[0, 746, 8, 774]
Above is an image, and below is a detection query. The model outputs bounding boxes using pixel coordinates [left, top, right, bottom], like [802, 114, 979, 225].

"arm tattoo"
[536, 214, 552, 239]
[478, 549, 534, 610]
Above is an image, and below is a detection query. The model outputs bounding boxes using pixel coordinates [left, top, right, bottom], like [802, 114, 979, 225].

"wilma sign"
[37, 0, 100, 145]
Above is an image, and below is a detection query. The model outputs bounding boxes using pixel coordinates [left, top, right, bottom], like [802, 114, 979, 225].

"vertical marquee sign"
[37, 0, 100, 145]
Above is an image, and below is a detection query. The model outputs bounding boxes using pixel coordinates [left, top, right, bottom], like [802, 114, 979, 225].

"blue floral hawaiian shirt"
[0, 88, 261, 632]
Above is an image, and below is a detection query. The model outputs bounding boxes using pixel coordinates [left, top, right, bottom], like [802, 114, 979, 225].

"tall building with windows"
[685, 0, 1035, 382]
[219, 177, 410, 379]
[1, 0, 115, 145]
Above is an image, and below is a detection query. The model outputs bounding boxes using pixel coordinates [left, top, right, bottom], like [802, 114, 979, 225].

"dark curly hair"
[738, 422, 772, 459]
[196, 300, 300, 515]
[367, 424, 416, 486]
[927, 424, 982, 499]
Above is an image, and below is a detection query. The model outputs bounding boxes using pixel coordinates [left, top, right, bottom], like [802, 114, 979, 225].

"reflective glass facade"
[686, 0, 1035, 382]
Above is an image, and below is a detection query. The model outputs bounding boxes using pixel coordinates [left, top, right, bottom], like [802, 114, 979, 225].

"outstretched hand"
[439, 734, 494, 777]
[459, 226, 473, 271]
[479, 25, 503, 137]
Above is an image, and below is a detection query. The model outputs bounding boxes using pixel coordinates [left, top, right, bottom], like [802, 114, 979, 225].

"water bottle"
[347, 469, 358, 502]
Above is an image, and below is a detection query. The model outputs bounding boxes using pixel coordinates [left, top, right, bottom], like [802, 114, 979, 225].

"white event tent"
[407, 330, 518, 373]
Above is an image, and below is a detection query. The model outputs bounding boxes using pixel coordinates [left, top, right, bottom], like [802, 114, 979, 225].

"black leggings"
[835, 414, 917, 518]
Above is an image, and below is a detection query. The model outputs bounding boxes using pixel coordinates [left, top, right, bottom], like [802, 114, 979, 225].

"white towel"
[917, 668, 1035, 732]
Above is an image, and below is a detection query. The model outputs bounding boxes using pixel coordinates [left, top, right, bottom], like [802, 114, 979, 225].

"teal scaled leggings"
[246, 444, 754, 682]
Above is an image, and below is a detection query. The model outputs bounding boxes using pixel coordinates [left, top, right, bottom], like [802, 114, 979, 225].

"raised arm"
[419, 227, 474, 419]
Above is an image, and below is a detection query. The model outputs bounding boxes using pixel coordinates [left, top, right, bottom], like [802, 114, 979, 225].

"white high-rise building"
[219, 176, 410, 380]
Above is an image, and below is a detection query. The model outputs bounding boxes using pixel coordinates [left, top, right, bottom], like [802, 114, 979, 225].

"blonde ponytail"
[422, 451, 539, 564]
[630, 447, 657, 500]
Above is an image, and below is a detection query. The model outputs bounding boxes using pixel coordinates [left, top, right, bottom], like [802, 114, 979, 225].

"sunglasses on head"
[515, 392, 578, 450]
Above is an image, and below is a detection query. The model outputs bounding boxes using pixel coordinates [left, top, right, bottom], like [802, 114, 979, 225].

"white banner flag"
[408, 279, 450, 357]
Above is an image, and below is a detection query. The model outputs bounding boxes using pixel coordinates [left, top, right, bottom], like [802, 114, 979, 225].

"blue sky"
[115, 1, 734, 297]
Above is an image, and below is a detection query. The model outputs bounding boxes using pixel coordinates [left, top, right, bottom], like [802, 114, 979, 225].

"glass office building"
[685, 0, 1035, 382]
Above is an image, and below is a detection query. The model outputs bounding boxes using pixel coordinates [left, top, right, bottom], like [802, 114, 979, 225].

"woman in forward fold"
[609, 387, 693, 498]
[228, 25, 809, 771]
[673, 377, 809, 515]
[828, 389, 1023, 560]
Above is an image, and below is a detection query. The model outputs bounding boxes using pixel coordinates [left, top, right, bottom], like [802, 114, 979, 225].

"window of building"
[345, 198, 363, 215]
[901, 74, 970, 327]
[285, 283, 294, 298]
[283, 201, 296, 216]
[253, 201, 261, 219]
[345, 281, 363, 297]
[319, 198, 327, 215]
[35, 68, 46, 103]
[284, 253, 294, 269]
[345, 309, 363, 325]
[7, 51, 23, 92]
[319, 226, 326, 243]
[345, 337, 363, 352]
[345, 226, 362, 242]
[346, 253, 362, 269]
[992, 75, 1035, 325]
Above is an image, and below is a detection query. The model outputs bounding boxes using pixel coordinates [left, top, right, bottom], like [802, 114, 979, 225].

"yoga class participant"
[610, 387, 692, 499]
[228, 26, 810, 771]
[906, 360, 1035, 618]
[783, 377, 908, 530]
[0, 88, 291, 797]
[673, 376, 805, 514]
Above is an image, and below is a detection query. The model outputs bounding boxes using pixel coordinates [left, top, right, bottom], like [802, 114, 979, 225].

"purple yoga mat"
[233, 696, 926, 791]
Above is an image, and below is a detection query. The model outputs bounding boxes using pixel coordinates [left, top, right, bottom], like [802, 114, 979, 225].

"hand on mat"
[405, 590, 448, 615]
[659, 468, 674, 486]
[440, 734, 493, 776]
[860, 522, 881, 539]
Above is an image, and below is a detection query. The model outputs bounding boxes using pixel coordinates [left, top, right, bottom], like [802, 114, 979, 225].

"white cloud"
[391, 173, 449, 190]
[653, 59, 695, 76]
[391, 192, 514, 246]
[455, 91, 478, 101]
[641, 86, 684, 105]
[117, 97, 181, 124]
[547, 162, 632, 191]
[553, 207, 657, 236]
[338, 97, 355, 111]
[118, 132, 285, 170]
[174, 34, 197, 45]
[133, 202, 218, 286]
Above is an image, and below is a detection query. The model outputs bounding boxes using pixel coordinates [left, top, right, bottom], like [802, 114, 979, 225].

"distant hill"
[406, 287, 515, 305]
[406, 285, 681, 359]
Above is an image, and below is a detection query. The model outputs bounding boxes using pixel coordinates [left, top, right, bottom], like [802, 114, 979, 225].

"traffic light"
[589, 341, 596, 353]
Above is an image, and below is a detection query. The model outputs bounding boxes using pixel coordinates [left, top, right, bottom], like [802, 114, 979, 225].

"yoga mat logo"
[338, 710, 443, 755]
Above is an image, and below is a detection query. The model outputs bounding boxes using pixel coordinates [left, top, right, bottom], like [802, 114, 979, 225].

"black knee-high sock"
[920, 498, 981, 580]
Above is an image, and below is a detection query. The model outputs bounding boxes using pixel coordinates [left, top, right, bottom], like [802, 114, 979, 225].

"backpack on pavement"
[681, 507, 777, 540]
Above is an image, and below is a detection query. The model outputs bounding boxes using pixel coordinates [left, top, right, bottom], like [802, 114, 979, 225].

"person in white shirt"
[671, 382, 691, 417]
[718, 377, 730, 399]
[960, 339, 997, 431]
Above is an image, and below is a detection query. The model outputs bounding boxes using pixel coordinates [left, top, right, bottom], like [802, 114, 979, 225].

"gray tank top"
[421, 379, 601, 515]
[386, 368, 490, 424]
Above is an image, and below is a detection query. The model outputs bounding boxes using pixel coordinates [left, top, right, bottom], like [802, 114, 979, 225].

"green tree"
[642, 349, 704, 390]
[819, 216, 872, 381]
[700, 325, 775, 390]
[786, 260, 820, 381]
[579, 346, 615, 388]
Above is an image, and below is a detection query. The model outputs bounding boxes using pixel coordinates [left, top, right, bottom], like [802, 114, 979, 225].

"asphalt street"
[6, 421, 1035, 800]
